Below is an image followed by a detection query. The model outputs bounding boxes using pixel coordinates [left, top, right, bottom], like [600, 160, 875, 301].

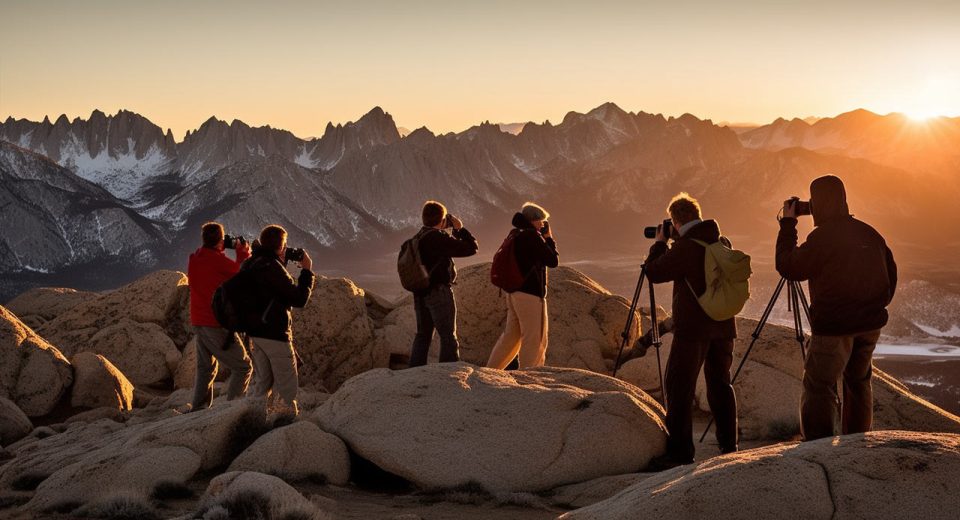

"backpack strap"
[684, 238, 709, 298]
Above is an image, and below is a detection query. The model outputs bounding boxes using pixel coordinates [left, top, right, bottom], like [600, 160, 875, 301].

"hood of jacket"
[810, 174, 850, 227]
[683, 219, 722, 243]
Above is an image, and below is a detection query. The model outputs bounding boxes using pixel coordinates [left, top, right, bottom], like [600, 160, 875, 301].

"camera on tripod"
[786, 197, 812, 216]
[643, 219, 673, 240]
[223, 234, 247, 249]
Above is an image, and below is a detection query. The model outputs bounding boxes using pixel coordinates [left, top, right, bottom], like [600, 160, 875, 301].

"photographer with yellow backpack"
[644, 193, 751, 469]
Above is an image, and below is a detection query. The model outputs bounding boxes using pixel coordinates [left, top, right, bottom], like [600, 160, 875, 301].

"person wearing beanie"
[486, 202, 559, 369]
[777, 174, 897, 441]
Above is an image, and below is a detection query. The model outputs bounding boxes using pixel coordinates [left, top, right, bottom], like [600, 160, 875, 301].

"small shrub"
[74, 495, 161, 520]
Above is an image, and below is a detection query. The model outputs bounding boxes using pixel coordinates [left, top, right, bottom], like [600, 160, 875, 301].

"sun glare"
[905, 109, 940, 122]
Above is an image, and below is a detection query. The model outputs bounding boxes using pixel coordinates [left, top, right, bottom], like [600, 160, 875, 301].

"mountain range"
[2, 103, 959, 304]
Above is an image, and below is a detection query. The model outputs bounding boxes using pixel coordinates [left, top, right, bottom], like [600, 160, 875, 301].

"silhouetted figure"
[407, 201, 479, 367]
[645, 193, 738, 469]
[185, 222, 253, 412]
[487, 202, 559, 369]
[777, 174, 897, 441]
[243, 225, 315, 417]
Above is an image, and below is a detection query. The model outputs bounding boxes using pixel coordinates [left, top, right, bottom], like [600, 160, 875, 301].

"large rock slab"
[5, 287, 94, 328]
[228, 421, 350, 485]
[0, 400, 267, 512]
[316, 363, 666, 492]
[292, 276, 387, 391]
[377, 264, 658, 373]
[560, 430, 960, 520]
[0, 396, 32, 445]
[37, 270, 190, 356]
[0, 305, 73, 417]
[69, 352, 135, 410]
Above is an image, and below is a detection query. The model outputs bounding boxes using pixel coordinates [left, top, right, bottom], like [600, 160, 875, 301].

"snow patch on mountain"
[914, 322, 960, 338]
[60, 137, 173, 201]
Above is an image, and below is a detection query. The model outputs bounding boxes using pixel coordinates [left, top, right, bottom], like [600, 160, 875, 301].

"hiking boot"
[646, 453, 694, 472]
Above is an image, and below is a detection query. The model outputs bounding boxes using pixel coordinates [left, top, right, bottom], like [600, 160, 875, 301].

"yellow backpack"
[687, 238, 752, 321]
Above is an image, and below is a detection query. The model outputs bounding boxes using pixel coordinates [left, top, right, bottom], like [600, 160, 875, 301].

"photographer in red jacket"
[185, 222, 253, 412]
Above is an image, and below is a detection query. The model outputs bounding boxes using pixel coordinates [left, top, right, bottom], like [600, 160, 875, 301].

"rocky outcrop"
[5, 287, 94, 329]
[79, 319, 180, 387]
[377, 264, 658, 373]
[36, 271, 188, 386]
[560, 430, 960, 520]
[292, 276, 387, 391]
[228, 421, 350, 485]
[0, 305, 73, 417]
[69, 352, 135, 410]
[0, 397, 32, 445]
[1, 400, 267, 513]
[316, 363, 666, 492]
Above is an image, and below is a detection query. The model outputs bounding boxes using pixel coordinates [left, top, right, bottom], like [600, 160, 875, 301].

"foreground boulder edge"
[0, 305, 73, 417]
[560, 430, 960, 520]
[316, 363, 666, 493]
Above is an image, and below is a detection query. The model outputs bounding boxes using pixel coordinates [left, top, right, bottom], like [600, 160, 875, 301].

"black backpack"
[212, 266, 264, 334]
[397, 228, 438, 292]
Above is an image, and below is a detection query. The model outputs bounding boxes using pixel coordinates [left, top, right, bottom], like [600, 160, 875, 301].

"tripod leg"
[648, 279, 665, 409]
[699, 277, 786, 443]
[612, 267, 646, 376]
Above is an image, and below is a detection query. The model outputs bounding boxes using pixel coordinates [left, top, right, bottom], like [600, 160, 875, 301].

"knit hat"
[520, 202, 550, 222]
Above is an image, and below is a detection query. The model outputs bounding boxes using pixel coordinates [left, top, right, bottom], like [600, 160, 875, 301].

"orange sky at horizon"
[1, 0, 958, 140]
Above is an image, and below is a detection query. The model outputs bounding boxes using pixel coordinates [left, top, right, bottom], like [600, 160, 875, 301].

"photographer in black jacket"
[243, 225, 315, 416]
[408, 201, 479, 367]
[777, 174, 897, 441]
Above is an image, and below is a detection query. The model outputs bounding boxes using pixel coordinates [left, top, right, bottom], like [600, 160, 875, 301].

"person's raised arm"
[775, 218, 822, 281]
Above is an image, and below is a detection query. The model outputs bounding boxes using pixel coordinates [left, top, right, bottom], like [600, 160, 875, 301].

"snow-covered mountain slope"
[0, 110, 176, 202]
[0, 141, 166, 273]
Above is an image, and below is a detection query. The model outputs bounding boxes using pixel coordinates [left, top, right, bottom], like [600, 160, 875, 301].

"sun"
[904, 108, 941, 122]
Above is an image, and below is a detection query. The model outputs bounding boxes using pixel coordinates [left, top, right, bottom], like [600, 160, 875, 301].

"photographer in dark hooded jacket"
[777, 174, 897, 441]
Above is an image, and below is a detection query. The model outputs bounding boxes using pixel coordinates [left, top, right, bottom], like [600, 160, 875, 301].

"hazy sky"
[1, 0, 958, 139]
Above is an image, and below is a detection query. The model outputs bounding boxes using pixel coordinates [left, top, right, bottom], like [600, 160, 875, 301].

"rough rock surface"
[377, 264, 658, 373]
[228, 421, 350, 485]
[548, 473, 653, 509]
[69, 352, 135, 410]
[560, 431, 960, 520]
[5, 287, 94, 328]
[0, 396, 32, 445]
[200, 471, 322, 519]
[0, 305, 73, 417]
[0, 400, 267, 512]
[79, 318, 181, 387]
[316, 363, 666, 492]
[292, 276, 387, 391]
[37, 270, 190, 355]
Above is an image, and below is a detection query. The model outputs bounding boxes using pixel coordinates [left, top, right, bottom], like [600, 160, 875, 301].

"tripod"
[698, 277, 811, 442]
[612, 264, 665, 407]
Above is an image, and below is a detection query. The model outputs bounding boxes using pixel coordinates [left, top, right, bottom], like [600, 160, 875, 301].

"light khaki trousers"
[249, 336, 299, 407]
[486, 291, 549, 369]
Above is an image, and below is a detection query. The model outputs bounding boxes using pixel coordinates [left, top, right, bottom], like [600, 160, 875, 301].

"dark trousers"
[800, 330, 880, 441]
[664, 336, 738, 462]
[409, 284, 461, 367]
